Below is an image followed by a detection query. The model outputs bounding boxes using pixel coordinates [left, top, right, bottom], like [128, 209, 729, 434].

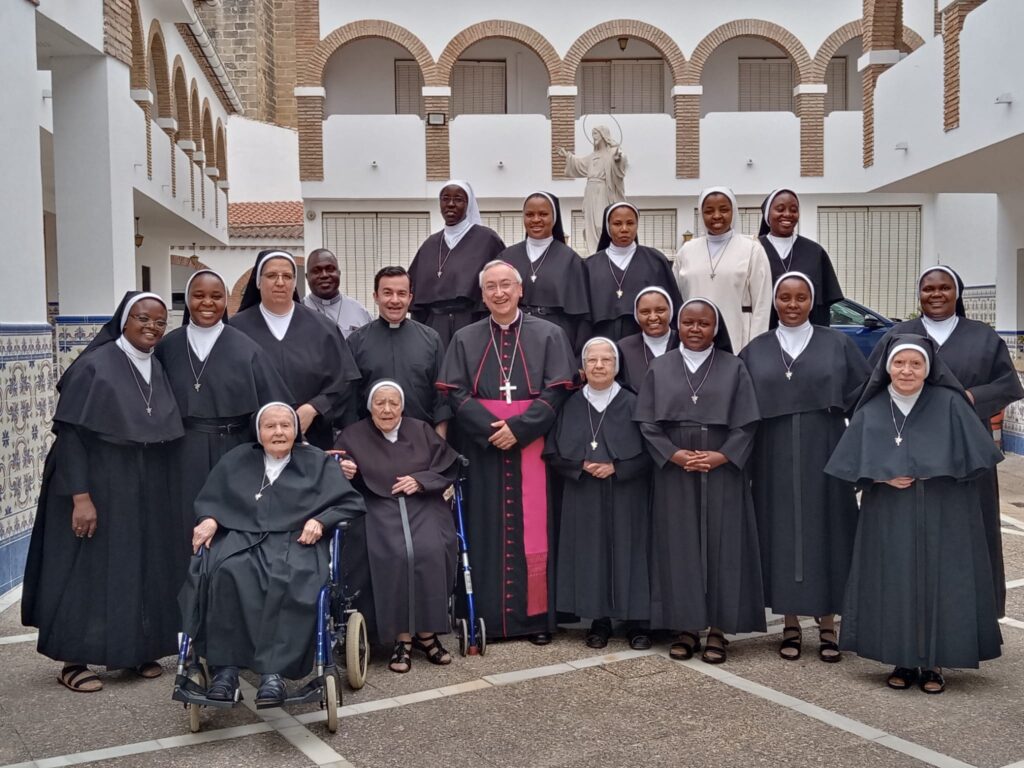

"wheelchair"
[171, 523, 368, 734]
[447, 456, 487, 657]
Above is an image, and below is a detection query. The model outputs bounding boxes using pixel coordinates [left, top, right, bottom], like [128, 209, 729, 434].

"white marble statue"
[558, 125, 628, 255]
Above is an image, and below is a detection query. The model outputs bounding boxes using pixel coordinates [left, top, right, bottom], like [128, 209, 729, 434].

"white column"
[0, 1, 47, 323]
[51, 55, 136, 315]
[994, 191, 1024, 335]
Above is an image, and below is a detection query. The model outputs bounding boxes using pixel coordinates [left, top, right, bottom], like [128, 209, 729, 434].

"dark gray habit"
[617, 331, 679, 394]
[335, 418, 459, 642]
[760, 236, 844, 328]
[633, 327, 765, 633]
[739, 327, 870, 616]
[826, 334, 1003, 669]
[408, 224, 506, 349]
[583, 247, 682, 342]
[544, 388, 651, 621]
[178, 443, 365, 679]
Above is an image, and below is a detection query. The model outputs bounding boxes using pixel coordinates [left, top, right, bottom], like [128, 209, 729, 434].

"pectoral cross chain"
[499, 380, 517, 405]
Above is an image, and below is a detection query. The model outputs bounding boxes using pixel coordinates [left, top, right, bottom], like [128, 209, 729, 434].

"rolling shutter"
[452, 61, 507, 116]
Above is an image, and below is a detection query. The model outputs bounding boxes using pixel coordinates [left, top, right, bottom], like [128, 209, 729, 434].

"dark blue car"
[829, 298, 896, 357]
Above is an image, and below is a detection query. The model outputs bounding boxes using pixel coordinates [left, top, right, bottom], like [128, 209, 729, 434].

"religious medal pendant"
[194, 382, 202, 392]
[895, 436, 903, 446]
[590, 440, 598, 451]
[146, 407, 153, 416]
[616, 289, 623, 299]
[691, 395, 699, 404]
[255, 492, 262, 501]
[785, 371, 793, 380]
[436, 270, 443, 278]
[531, 275, 537, 283]
[710, 274, 716, 281]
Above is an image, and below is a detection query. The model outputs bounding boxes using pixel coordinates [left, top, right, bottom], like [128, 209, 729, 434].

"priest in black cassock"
[583, 202, 681, 342]
[179, 403, 366, 704]
[617, 286, 678, 393]
[826, 335, 1003, 694]
[438, 260, 576, 644]
[345, 266, 451, 432]
[23, 292, 185, 693]
[408, 180, 506, 349]
[334, 381, 461, 673]
[740, 272, 870, 662]
[156, 269, 291, 538]
[634, 299, 764, 664]
[232, 250, 360, 450]
[499, 192, 591, 352]
[869, 265, 1024, 618]
[758, 189, 844, 328]
[545, 338, 651, 650]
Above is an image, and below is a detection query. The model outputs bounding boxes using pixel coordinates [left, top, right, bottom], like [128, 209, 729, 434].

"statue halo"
[581, 113, 624, 148]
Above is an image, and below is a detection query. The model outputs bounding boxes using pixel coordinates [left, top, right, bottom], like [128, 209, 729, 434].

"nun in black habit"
[826, 335, 1003, 693]
[869, 265, 1024, 618]
[634, 299, 764, 664]
[617, 286, 678, 393]
[334, 381, 460, 673]
[231, 250, 360, 450]
[583, 202, 682, 342]
[408, 180, 506, 349]
[739, 272, 870, 662]
[22, 292, 185, 692]
[178, 403, 366, 704]
[545, 338, 652, 650]
[499, 192, 591, 352]
[156, 269, 291, 536]
[758, 189, 844, 328]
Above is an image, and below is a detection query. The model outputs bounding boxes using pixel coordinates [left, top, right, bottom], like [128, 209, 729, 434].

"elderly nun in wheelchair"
[178, 402, 365, 705]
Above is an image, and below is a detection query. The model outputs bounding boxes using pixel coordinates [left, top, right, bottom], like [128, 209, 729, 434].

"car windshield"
[830, 302, 869, 326]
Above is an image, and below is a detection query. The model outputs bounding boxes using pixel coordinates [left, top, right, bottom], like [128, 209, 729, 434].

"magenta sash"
[479, 398, 548, 616]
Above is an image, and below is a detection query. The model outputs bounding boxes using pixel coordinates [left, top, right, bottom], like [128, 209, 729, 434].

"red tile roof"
[228, 201, 304, 239]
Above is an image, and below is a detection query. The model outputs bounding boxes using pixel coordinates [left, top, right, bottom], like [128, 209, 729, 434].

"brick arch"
[864, 0, 904, 51]
[434, 20, 561, 87]
[190, 81, 202, 151]
[201, 100, 214, 167]
[302, 20, 436, 87]
[559, 20, 687, 86]
[811, 19, 862, 81]
[215, 120, 227, 180]
[171, 58, 191, 141]
[228, 269, 251, 316]
[146, 20, 172, 118]
[129, 0, 147, 92]
[902, 26, 925, 51]
[684, 19, 814, 84]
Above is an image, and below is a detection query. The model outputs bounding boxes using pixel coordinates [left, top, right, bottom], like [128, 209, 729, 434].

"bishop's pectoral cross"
[499, 379, 517, 405]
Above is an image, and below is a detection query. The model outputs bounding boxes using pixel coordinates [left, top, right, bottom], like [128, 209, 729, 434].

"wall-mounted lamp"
[618, 36, 628, 52]
[426, 112, 447, 126]
[682, 230, 694, 244]
[995, 92, 1013, 105]
[894, 142, 909, 151]
[134, 217, 144, 248]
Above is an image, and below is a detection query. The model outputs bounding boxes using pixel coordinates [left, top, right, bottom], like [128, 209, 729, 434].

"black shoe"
[528, 632, 553, 646]
[626, 626, 653, 651]
[206, 666, 239, 701]
[585, 619, 612, 649]
[256, 673, 287, 706]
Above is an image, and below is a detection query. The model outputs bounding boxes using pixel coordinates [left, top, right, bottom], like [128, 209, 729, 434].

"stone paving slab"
[80, 733, 315, 768]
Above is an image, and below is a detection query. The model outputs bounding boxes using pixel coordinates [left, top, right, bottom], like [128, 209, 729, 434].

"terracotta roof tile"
[228, 201, 304, 239]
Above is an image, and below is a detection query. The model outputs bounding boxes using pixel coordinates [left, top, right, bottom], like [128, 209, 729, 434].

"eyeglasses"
[128, 314, 168, 329]
[262, 271, 295, 283]
[483, 280, 518, 293]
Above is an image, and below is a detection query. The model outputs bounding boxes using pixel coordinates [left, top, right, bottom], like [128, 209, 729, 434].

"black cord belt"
[522, 305, 554, 316]
[183, 417, 249, 435]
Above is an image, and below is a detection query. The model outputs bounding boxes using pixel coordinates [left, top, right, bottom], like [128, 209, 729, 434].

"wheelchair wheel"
[188, 703, 201, 733]
[456, 618, 469, 657]
[476, 617, 487, 656]
[345, 612, 369, 690]
[324, 672, 339, 734]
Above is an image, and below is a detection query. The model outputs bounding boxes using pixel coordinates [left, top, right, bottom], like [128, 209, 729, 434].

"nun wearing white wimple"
[674, 187, 773, 351]
[23, 291, 185, 693]
[232, 249, 361, 450]
[407, 180, 506, 349]
[544, 337, 652, 651]
[616, 286, 678, 393]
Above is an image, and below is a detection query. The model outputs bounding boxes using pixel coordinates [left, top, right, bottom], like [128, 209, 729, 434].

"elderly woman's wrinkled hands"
[192, 518, 218, 554]
[391, 476, 423, 496]
[298, 518, 324, 545]
[882, 476, 915, 489]
[326, 450, 358, 480]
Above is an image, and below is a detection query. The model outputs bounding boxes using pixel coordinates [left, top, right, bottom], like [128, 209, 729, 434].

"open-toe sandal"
[389, 641, 412, 673]
[586, 619, 613, 649]
[919, 669, 945, 694]
[779, 625, 802, 661]
[412, 633, 452, 665]
[134, 661, 163, 679]
[818, 627, 841, 663]
[701, 632, 729, 665]
[59, 664, 103, 693]
[886, 667, 918, 690]
[669, 631, 701, 661]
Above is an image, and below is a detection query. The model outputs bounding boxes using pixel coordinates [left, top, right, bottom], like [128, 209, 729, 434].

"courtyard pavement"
[3, 458, 1024, 768]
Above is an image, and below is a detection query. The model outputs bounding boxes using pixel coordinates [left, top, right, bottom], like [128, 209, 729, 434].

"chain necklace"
[889, 399, 910, 446]
[606, 254, 629, 299]
[187, 339, 213, 392]
[311, 295, 344, 327]
[255, 472, 272, 501]
[527, 243, 553, 283]
[436, 235, 465, 278]
[123, 355, 154, 416]
[489, 320, 523, 404]
[586, 398, 610, 451]
[778, 325, 814, 381]
[706, 234, 734, 281]
[683, 347, 716, 404]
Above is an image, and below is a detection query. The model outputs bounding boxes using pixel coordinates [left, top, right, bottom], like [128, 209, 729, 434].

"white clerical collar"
[492, 310, 522, 331]
[308, 293, 342, 307]
[776, 320, 813, 360]
[680, 344, 714, 373]
[643, 332, 670, 357]
[263, 452, 291, 483]
[443, 218, 473, 249]
[583, 382, 621, 413]
[526, 236, 553, 263]
[888, 384, 922, 416]
[767, 233, 796, 261]
[380, 316, 405, 330]
[187, 320, 224, 362]
[259, 302, 294, 341]
[381, 419, 402, 443]
[606, 242, 637, 271]
[115, 335, 153, 384]
[921, 314, 959, 346]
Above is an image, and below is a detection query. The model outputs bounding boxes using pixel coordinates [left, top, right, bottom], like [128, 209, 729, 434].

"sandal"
[59, 664, 103, 693]
[779, 625, 802, 661]
[626, 625, 653, 651]
[389, 640, 412, 673]
[818, 627, 841, 663]
[586, 618, 613, 649]
[701, 632, 729, 665]
[412, 633, 452, 665]
[919, 668, 945, 694]
[886, 667, 918, 690]
[669, 631, 701, 661]
[134, 661, 163, 679]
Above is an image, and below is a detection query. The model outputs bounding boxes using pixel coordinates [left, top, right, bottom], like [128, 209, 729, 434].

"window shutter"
[394, 60, 425, 117]
[572, 209, 678, 255]
[611, 60, 664, 114]
[738, 58, 795, 112]
[452, 61, 507, 117]
[480, 211, 524, 245]
[579, 62, 612, 116]
[823, 57, 848, 114]
[693, 208, 763, 237]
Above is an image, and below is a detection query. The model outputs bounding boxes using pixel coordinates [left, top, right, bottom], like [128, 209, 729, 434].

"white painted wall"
[36, 0, 105, 55]
[227, 116, 302, 202]
[700, 37, 794, 114]
[931, 194, 997, 287]
[324, 38, 414, 116]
